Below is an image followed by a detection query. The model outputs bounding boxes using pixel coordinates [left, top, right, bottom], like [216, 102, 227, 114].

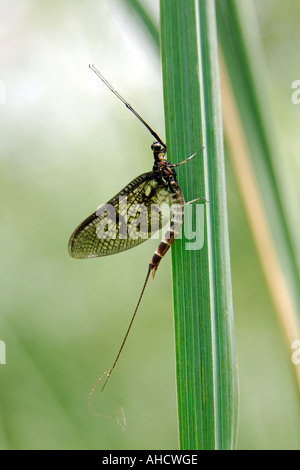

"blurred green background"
[0, 0, 299, 449]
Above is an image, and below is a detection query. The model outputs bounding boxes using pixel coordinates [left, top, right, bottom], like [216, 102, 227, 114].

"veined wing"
[68, 172, 170, 259]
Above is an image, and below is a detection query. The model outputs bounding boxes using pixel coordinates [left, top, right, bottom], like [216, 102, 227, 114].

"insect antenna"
[99, 267, 152, 393]
[89, 64, 166, 149]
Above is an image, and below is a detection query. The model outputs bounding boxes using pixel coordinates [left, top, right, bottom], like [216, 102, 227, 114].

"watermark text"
[0, 340, 6, 365]
[95, 198, 205, 251]
[291, 80, 300, 104]
[291, 340, 300, 365]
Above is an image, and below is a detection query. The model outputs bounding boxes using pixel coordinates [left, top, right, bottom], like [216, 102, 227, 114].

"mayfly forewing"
[68, 172, 170, 259]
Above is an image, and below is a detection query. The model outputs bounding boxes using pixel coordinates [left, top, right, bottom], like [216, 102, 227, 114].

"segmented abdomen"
[149, 186, 185, 277]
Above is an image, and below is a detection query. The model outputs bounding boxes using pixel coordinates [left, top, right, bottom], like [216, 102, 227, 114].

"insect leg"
[170, 146, 204, 167]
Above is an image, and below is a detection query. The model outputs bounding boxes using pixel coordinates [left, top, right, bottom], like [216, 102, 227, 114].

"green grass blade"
[123, 0, 160, 49]
[216, 0, 300, 399]
[216, 0, 300, 319]
[160, 0, 238, 450]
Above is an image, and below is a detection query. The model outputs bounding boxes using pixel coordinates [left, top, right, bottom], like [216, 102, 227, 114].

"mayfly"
[69, 64, 204, 394]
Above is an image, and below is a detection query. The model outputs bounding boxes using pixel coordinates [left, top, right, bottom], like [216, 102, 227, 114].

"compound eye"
[151, 142, 161, 151]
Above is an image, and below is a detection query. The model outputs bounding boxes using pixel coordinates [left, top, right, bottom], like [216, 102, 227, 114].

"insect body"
[69, 141, 185, 277]
[69, 65, 202, 393]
